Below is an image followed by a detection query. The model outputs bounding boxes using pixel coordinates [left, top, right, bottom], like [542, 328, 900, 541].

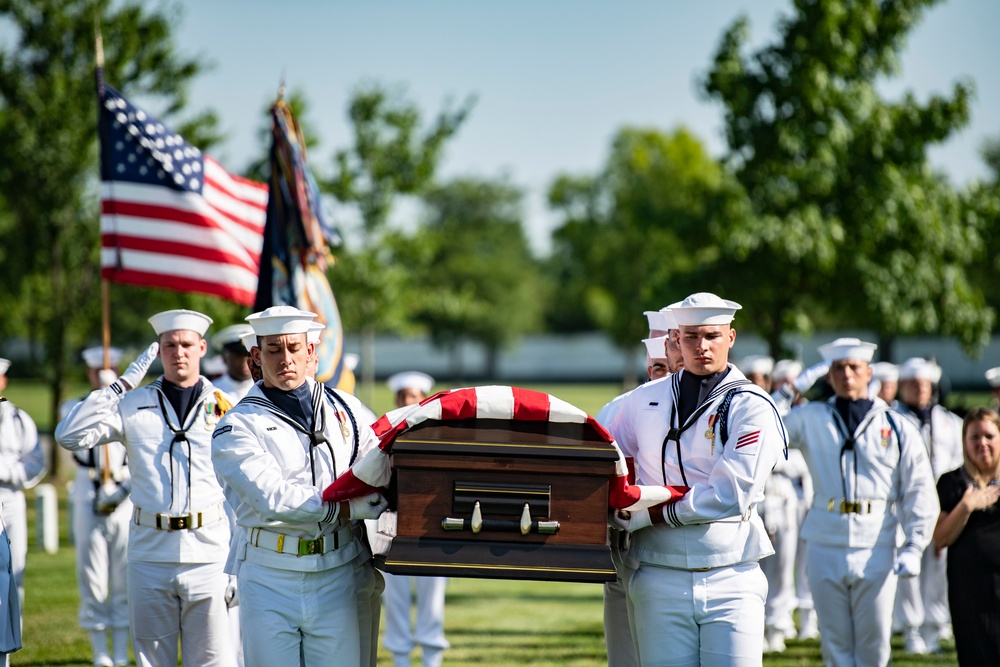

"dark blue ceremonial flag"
[254, 100, 346, 386]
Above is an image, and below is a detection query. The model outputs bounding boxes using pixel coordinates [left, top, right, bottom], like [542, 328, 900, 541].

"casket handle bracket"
[441, 501, 560, 535]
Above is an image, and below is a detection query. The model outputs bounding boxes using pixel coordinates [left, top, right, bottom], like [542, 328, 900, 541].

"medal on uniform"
[204, 402, 219, 430]
[336, 410, 350, 442]
[880, 427, 891, 447]
[706, 414, 717, 455]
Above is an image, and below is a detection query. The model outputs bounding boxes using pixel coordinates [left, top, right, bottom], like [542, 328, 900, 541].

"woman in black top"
[933, 407, 1000, 665]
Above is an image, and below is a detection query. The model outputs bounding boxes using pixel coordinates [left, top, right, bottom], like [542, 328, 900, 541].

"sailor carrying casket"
[211, 306, 388, 667]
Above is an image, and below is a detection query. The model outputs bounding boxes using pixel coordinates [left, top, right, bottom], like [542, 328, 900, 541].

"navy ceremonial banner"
[98, 85, 268, 306]
[254, 98, 345, 385]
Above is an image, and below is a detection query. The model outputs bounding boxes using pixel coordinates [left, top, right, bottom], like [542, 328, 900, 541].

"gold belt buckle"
[298, 536, 324, 556]
[840, 500, 860, 514]
[169, 514, 191, 530]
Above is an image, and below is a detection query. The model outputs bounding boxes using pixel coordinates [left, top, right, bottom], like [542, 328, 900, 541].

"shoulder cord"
[662, 376, 752, 487]
[717, 389, 788, 457]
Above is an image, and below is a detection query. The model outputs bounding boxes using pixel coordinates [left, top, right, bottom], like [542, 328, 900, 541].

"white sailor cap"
[0, 358, 9, 376]
[306, 322, 325, 345]
[986, 367, 1000, 388]
[82, 346, 123, 369]
[212, 324, 255, 352]
[387, 371, 434, 396]
[898, 358, 942, 384]
[642, 335, 668, 360]
[870, 361, 899, 382]
[148, 309, 213, 336]
[773, 359, 803, 381]
[343, 353, 360, 372]
[202, 354, 226, 376]
[818, 337, 877, 363]
[240, 332, 257, 354]
[668, 293, 742, 326]
[245, 306, 318, 337]
[644, 308, 677, 333]
[740, 355, 774, 376]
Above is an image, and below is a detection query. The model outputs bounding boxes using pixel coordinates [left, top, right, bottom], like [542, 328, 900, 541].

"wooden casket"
[378, 387, 620, 583]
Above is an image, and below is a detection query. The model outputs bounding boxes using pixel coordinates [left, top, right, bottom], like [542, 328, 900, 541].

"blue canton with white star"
[101, 85, 204, 193]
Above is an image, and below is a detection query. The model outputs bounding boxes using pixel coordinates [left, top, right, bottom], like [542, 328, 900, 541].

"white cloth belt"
[812, 498, 891, 515]
[248, 524, 356, 557]
[132, 502, 226, 531]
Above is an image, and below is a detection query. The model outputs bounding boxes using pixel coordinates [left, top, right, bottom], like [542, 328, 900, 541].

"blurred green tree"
[321, 84, 473, 401]
[411, 176, 543, 379]
[702, 0, 992, 357]
[0, 0, 223, 469]
[549, 127, 732, 386]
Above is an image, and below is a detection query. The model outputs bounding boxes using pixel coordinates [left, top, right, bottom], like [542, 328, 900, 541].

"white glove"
[118, 342, 159, 391]
[95, 482, 129, 514]
[792, 361, 830, 394]
[224, 575, 238, 608]
[348, 493, 389, 520]
[610, 508, 652, 532]
[893, 548, 922, 578]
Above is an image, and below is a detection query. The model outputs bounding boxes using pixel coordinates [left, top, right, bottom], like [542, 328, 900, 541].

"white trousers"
[355, 557, 384, 667]
[893, 546, 950, 632]
[807, 542, 896, 667]
[0, 495, 25, 611]
[627, 562, 767, 667]
[760, 514, 798, 635]
[238, 559, 361, 667]
[128, 560, 234, 667]
[604, 529, 639, 667]
[382, 573, 449, 656]
[73, 499, 131, 631]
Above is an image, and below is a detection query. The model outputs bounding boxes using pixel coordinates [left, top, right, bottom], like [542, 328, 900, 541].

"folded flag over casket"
[322, 385, 687, 512]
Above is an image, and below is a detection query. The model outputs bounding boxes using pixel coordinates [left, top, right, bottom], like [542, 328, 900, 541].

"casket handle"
[441, 501, 560, 535]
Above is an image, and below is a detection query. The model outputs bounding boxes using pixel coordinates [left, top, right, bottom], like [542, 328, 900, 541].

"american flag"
[99, 85, 268, 306]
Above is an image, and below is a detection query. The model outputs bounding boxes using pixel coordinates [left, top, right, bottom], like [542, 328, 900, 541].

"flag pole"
[95, 18, 113, 487]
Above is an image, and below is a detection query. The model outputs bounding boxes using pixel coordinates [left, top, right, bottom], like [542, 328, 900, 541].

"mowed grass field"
[5, 379, 968, 665]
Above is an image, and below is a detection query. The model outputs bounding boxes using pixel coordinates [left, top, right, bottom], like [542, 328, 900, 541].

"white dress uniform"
[783, 397, 939, 667]
[610, 364, 785, 666]
[63, 397, 132, 667]
[892, 401, 962, 649]
[596, 389, 640, 667]
[56, 376, 235, 667]
[211, 375, 253, 401]
[212, 378, 382, 667]
[0, 397, 45, 610]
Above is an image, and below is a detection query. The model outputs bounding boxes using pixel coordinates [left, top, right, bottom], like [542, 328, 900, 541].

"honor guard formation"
[0, 294, 994, 666]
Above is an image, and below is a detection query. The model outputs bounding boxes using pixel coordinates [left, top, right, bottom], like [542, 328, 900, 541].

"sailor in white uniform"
[782, 339, 939, 667]
[210, 325, 255, 400]
[211, 306, 387, 666]
[56, 310, 235, 667]
[609, 293, 786, 666]
[64, 347, 132, 667]
[0, 359, 46, 614]
[0, 472, 21, 667]
[892, 357, 962, 654]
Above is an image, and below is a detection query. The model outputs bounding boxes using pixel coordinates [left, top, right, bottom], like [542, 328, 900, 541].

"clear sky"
[172, 0, 1000, 254]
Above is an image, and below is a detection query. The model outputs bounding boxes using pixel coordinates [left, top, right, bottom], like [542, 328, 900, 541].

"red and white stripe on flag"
[100, 158, 267, 305]
[321, 385, 688, 512]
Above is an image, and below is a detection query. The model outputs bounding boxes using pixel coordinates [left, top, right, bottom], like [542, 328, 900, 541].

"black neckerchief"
[161, 379, 203, 424]
[834, 397, 873, 436]
[155, 379, 206, 512]
[902, 401, 933, 427]
[261, 383, 313, 432]
[677, 367, 731, 426]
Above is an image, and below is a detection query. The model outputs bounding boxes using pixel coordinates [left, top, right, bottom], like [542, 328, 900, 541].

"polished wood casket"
[380, 416, 620, 583]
